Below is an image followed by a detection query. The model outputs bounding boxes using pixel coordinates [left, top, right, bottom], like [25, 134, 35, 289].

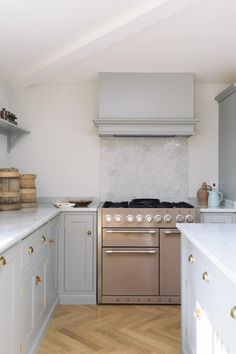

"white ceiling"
[0, 0, 236, 87]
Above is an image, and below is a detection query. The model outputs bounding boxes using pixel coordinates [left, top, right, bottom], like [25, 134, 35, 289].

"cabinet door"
[160, 229, 181, 296]
[0, 246, 19, 354]
[20, 250, 49, 353]
[20, 264, 37, 353]
[47, 217, 58, 308]
[64, 214, 94, 292]
[35, 251, 49, 329]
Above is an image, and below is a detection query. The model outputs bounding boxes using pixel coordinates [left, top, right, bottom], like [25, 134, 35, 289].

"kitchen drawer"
[201, 212, 235, 223]
[102, 228, 159, 247]
[21, 223, 49, 270]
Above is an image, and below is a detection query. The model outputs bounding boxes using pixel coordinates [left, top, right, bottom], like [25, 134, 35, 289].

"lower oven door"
[102, 248, 159, 296]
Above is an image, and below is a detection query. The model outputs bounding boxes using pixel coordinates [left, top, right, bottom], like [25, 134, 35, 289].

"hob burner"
[103, 199, 194, 208]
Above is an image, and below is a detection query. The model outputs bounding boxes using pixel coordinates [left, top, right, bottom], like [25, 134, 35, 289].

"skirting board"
[30, 296, 59, 354]
[59, 294, 96, 304]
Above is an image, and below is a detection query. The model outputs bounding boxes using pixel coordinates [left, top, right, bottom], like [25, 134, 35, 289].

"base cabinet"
[0, 245, 20, 354]
[59, 212, 97, 304]
[182, 235, 236, 354]
[19, 217, 59, 353]
[200, 212, 235, 223]
[20, 250, 49, 354]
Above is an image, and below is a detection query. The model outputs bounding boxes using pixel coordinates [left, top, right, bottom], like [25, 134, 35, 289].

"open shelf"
[0, 118, 30, 152]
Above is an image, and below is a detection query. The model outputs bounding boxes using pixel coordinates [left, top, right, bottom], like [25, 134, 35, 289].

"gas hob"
[101, 198, 196, 228]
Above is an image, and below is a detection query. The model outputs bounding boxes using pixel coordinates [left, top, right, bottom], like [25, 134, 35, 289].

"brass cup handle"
[28, 246, 34, 255]
[231, 306, 236, 319]
[202, 271, 210, 282]
[41, 236, 46, 243]
[87, 231, 92, 236]
[194, 309, 201, 320]
[188, 254, 195, 263]
[0, 256, 6, 267]
[35, 275, 42, 286]
[49, 239, 55, 244]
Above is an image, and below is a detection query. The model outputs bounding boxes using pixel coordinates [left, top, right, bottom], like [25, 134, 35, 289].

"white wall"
[0, 76, 12, 167]
[10, 82, 226, 199]
[188, 84, 227, 197]
[11, 84, 100, 197]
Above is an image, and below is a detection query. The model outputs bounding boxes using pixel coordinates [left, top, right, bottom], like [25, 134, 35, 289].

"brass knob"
[49, 239, 55, 244]
[202, 271, 210, 282]
[35, 275, 42, 285]
[0, 256, 6, 267]
[188, 254, 195, 263]
[28, 246, 34, 255]
[231, 306, 236, 319]
[87, 231, 92, 236]
[41, 236, 46, 243]
[194, 309, 201, 320]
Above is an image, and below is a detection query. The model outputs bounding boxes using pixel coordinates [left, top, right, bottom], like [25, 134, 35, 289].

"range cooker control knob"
[164, 214, 172, 223]
[126, 214, 134, 223]
[176, 214, 184, 223]
[105, 214, 112, 223]
[115, 215, 122, 223]
[145, 215, 153, 223]
[186, 214, 194, 223]
[154, 215, 162, 223]
[136, 215, 143, 223]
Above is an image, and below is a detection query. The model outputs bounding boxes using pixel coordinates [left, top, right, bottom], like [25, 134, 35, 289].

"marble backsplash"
[100, 137, 188, 202]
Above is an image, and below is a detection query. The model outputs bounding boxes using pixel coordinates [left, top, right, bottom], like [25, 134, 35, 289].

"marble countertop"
[0, 200, 100, 254]
[177, 223, 236, 285]
[191, 198, 236, 212]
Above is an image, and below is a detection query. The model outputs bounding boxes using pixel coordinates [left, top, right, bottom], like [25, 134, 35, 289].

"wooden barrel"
[20, 174, 37, 208]
[20, 188, 37, 203]
[20, 174, 36, 189]
[0, 168, 21, 211]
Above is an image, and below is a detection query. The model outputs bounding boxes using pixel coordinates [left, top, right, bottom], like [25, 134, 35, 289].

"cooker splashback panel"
[100, 137, 188, 201]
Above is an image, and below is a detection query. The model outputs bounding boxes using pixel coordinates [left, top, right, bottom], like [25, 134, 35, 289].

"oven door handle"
[105, 250, 157, 254]
[105, 230, 157, 234]
[164, 230, 181, 235]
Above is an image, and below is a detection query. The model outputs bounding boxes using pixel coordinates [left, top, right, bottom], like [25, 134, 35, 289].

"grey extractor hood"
[93, 73, 199, 137]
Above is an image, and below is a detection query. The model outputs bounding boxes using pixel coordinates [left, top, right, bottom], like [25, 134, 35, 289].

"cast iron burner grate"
[103, 199, 194, 208]
[103, 201, 129, 208]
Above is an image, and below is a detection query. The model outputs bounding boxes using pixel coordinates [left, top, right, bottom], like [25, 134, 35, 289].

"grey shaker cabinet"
[0, 244, 20, 354]
[19, 216, 59, 354]
[59, 213, 97, 304]
[200, 212, 235, 223]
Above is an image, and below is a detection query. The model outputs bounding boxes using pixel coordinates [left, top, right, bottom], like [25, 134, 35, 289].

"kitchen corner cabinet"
[0, 244, 20, 354]
[200, 212, 235, 223]
[19, 216, 59, 354]
[58, 213, 97, 304]
[182, 236, 236, 354]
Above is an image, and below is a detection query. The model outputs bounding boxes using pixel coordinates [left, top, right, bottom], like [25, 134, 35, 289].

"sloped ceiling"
[0, 0, 235, 87]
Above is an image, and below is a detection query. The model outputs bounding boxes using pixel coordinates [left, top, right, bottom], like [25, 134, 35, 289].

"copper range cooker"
[97, 199, 196, 304]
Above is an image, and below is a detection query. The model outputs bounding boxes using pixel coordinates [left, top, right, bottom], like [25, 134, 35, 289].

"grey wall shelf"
[0, 119, 30, 152]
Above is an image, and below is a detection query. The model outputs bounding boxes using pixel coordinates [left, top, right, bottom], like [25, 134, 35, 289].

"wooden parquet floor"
[38, 305, 181, 354]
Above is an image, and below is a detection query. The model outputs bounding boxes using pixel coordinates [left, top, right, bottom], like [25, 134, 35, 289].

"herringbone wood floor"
[38, 305, 181, 354]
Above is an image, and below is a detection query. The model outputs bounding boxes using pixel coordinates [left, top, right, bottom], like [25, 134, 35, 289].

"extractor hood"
[93, 73, 198, 137]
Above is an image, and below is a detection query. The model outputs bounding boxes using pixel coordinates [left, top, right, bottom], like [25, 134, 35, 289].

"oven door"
[102, 247, 159, 296]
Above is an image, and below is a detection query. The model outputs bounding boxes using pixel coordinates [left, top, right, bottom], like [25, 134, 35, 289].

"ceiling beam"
[10, 0, 202, 88]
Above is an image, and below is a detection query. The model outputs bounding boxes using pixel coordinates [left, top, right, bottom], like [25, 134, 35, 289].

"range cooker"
[97, 199, 196, 305]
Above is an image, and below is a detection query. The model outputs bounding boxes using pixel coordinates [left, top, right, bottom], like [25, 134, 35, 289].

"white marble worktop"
[0, 204, 60, 254]
[0, 200, 100, 254]
[189, 198, 236, 212]
[177, 223, 236, 285]
[199, 199, 236, 212]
